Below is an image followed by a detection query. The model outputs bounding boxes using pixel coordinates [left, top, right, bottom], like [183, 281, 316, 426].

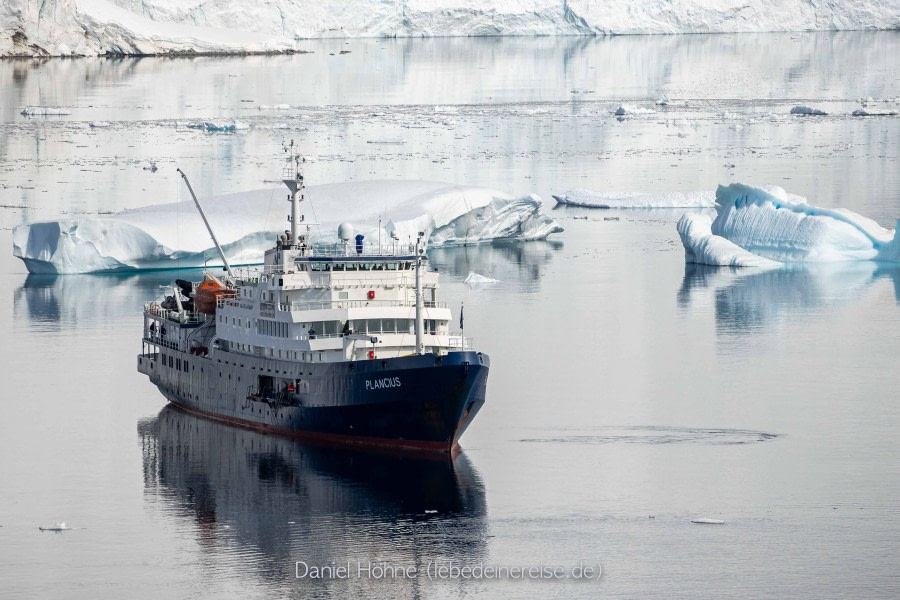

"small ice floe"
[21, 106, 71, 116]
[258, 104, 291, 110]
[614, 104, 655, 116]
[691, 518, 725, 525]
[89, 121, 112, 128]
[39, 521, 71, 531]
[366, 139, 407, 145]
[424, 510, 438, 514]
[464, 272, 498, 286]
[655, 94, 670, 106]
[851, 108, 898, 117]
[790, 105, 828, 116]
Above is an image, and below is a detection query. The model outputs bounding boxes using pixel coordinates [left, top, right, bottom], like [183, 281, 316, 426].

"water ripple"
[520, 426, 780, 445]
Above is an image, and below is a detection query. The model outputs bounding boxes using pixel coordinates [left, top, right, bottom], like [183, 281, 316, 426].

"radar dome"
[338, 223, 355, 241]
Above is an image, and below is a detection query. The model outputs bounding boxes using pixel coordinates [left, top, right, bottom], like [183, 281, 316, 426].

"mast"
[176, 168, 235, 278]
[282, 140, 304, 246]
[415, 231, 425, 355]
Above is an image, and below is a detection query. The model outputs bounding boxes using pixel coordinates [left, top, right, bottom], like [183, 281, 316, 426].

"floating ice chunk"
[678, 183, 899, 266]
[790, 105, 828, 116]
[21, 106, 71, 116]
[691, 518, 725, 525]
[258, 104, 291, 110]
[13, 181, 562, 273]
[39, 521, 71, 531]
[186, 120, 249, 132]
[89, 121, 112, 128]
[614, 104, 655, 116]
[851, 108, 898, 117]
[366, 139, 407, 145]
[464, 272, 498, 286]
[655, 94, 670, 106]
[554, 189, 714, 209]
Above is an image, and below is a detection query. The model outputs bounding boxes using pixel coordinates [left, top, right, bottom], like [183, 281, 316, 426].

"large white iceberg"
[554, 189, 715, 209]
[3, 0, 900, 57]
[12, 180, 562, 274]
[677, 183, 899, 267]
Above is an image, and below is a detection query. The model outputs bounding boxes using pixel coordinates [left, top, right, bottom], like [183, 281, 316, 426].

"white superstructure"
[143, 145, 469, 364]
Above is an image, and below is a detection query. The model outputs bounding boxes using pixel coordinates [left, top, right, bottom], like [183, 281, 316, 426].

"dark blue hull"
[139, 350, 489, 453]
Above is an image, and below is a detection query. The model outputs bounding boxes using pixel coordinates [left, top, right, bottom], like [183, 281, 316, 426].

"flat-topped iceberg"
[677, 183, 899, 267]
[554, 189, 714, 209]
[12, 180, 562, 274]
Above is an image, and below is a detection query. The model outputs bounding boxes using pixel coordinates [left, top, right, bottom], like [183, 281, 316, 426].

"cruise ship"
[137, 148, 489, 452]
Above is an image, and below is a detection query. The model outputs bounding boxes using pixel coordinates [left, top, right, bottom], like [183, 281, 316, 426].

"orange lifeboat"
[194, 279, 236, 314]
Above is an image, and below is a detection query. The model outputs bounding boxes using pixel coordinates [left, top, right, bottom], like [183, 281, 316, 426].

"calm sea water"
[1, 33, 899, 599]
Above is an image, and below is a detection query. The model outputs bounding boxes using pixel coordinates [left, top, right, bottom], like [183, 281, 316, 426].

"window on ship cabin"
[345, 263, 357, 271]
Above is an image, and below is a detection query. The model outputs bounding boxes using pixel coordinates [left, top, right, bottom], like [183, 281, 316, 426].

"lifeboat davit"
[194, 279, 236, 314]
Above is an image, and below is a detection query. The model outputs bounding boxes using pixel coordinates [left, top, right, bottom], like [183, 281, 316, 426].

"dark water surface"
[1, 33, 899, 599]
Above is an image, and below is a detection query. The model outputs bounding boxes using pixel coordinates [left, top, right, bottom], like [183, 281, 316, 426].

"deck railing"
[144, 302, 208, 325]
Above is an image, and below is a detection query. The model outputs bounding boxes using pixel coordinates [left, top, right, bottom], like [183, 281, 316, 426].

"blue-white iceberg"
[677, 183, 899, 267]
[12, 180, 562, 274]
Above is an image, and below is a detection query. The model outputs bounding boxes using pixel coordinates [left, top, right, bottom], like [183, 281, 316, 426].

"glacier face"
[12, 180, 563, 274]
[677, 183, 900, 267]
[2, 0, 899, 56]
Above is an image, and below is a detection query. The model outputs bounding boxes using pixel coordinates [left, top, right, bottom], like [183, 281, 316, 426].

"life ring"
[287, 384, 295, 393]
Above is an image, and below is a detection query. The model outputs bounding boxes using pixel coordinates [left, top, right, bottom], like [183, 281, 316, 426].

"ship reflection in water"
[138, 406, 488, 595]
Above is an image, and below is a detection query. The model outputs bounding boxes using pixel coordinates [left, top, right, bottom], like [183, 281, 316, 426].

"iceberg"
[614, 104, 655, 116]
[20, 106, 71, 116]
[851, 108, 898, 117]
[790, 105, 828, 116]
[5, 0, 899, 57]
[677, 183, 899, 266]
[12, 180, 562, 274]
[185, 120, 249, 132]
[554, 189, 715, 209]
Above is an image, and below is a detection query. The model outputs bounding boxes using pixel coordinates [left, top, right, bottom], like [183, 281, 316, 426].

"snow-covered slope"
[12, 180, 562, 273]
[3, 0, 899, 56]
[677, 183, 900, 267]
